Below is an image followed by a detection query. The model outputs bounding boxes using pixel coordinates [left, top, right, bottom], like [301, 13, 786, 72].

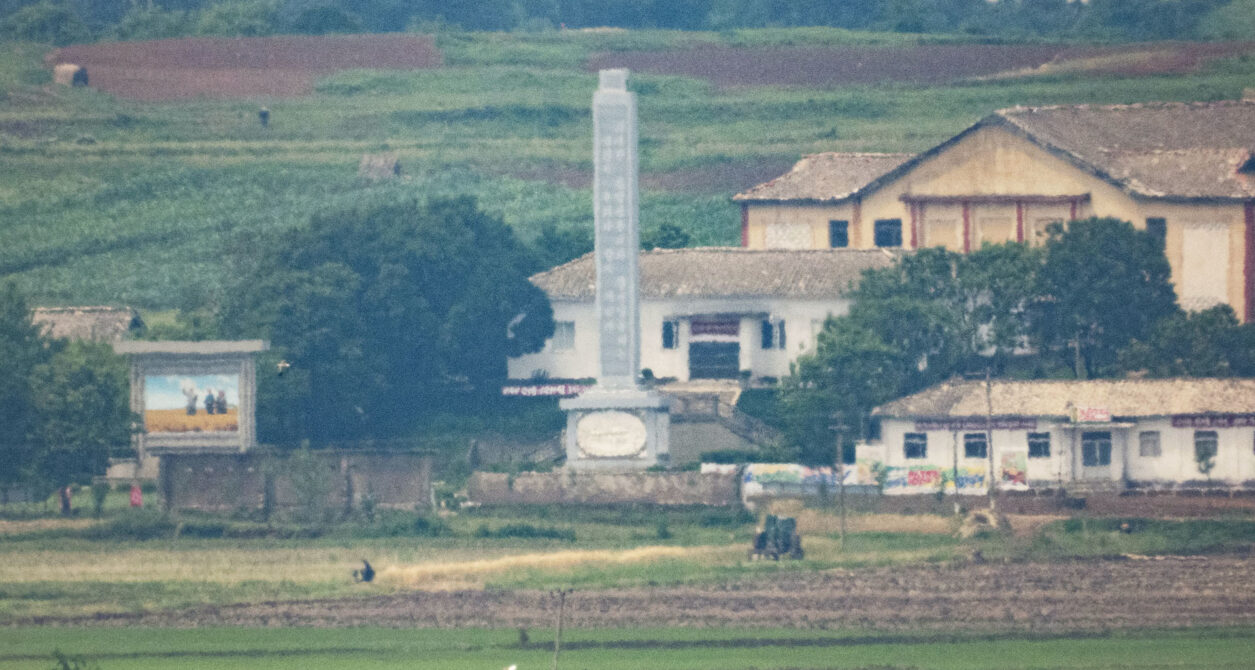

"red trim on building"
[1015, 201, 1024, 243]
[962, 201, 971, 253]
[909, 202, 919, 248]
[740, 203, 749, 247]
[1245, 201, 1255, 323]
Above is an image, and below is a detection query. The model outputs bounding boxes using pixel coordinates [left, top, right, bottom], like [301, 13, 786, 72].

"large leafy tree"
[221, 196, 553, 444]
[779, 243, 1041, 462]
[0, 282, 50, 494]
[1118, 305, 1255, 378]
[29, 340, 135, 506]
[1032, 217, 1178, 378]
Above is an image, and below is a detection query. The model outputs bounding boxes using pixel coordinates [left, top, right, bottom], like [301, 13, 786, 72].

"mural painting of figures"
[145, 374, 240, 433]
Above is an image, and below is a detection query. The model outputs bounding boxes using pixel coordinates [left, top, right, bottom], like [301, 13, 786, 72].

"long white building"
[860, 378, 1255, 494]
[508, 247, 897, 383]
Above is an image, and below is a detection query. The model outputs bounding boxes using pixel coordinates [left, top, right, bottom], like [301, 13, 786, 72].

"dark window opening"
[964, 432, 987, 459]
[760, 320, 785, 350]
[1028, 432, 1050, 459]
[874, 219, 903, 247]
[1082, 431, 1112, 467]
[829, 220, 849, 248]
[662, 320, 678, 350]
[904, 433, 927, 459]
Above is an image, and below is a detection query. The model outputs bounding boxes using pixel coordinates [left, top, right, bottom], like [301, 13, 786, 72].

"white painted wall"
[507, 296, 854, 382]
[872, 416, 1255, 487]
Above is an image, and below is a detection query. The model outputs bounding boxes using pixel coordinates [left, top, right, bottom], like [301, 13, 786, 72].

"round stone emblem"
[576, 411, 647, 458]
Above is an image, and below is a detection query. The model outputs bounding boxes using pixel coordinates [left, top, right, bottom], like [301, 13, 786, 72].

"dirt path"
[24, 555, 1255, 632]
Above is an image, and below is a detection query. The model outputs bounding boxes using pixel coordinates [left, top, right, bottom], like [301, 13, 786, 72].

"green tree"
[1118, 305, 1255, 378]
[779, 317, 905, 464]
[1032, 218, 1178, 378]
[642, 221, 691, 250]
[220, 196, 554, 444]
[0, 282, 50, 495]
[1196, 0, 1255, 39]
[288, 4, 362, 34]
[196, 0, 278, 36]
[0, 1, 91, 45]
[29, 340, 134, 511]
[112, 5, 191, 40]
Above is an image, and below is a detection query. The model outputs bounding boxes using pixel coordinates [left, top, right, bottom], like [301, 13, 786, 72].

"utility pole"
[985, 368, 996, 512]
[552, 588, 572, 670]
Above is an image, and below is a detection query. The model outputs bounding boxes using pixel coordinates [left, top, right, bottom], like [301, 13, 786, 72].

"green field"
[1, 626, 1254, 670]
[3, 31, 1255, 308]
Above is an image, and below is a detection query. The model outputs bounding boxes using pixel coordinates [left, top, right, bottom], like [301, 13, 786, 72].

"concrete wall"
[161, 451, 432, 512]
[466, 470, 740, 506]
[745, 125, 1251, 319]
[508, 297, 852, 382]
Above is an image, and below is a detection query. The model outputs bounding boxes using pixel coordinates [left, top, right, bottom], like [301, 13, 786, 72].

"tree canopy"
[220, 196, 554, 445]
[0, 282, 132, 497]
[1032, 218, 1178, 378]
[779, 216, 1209, 461]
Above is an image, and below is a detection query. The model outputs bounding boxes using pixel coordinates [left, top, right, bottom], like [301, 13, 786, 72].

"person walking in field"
[205, 389, 216, 415]
[217, 389, 227, 414]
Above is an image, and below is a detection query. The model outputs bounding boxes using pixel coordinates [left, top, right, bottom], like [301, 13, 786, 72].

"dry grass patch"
[383, 545, 729, 590]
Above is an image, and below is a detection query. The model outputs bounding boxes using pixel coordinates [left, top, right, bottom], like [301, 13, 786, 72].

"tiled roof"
[532, 247, 900, 300]
[993, 101, 1255, 200]
[875, 378, 1255, 419]
[732, 152, 912, 202]
[32, 306, 142, 342]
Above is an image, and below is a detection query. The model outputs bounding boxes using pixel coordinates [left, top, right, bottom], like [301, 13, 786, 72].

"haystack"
[358, 153, 401, 180]
[53, 64, 88, 87]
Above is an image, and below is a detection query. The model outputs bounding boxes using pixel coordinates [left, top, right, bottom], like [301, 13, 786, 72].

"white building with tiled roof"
[736, 99, 1255, 319]
[508, 247, 898, 382]
[861, 378, 1255, 494]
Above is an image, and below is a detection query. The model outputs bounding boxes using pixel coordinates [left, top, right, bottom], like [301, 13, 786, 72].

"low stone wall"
[467, 470, 740, 506]
[161, 451, 432, 513]
[749, 490, 1255, 517]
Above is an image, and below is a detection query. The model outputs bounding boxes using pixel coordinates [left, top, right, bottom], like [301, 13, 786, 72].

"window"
[829, 220, 849, 248]
[874, 219, 903, 247]
[964, 432, 987, 459]
[1195, 430, 1218, 463]
[760, 319, 786, 350]
[904, 433, 927, 459]
[550, 321, 575, 351]
[1028, 432, 1051, 459]
[1138, 431, 1161, 458]
[661, 320, 679, 350]
[1081, 431, 1112, 467]
[1145, 217, 1166, 247]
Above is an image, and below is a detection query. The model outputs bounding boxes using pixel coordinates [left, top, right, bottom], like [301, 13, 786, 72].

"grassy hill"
[2, 30, 1254, 310]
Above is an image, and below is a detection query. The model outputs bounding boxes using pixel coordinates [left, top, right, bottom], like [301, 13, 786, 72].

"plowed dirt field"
[47, 34, 441, 100]
[588, 41, 1255, 87]
[29, 555, 1255, 631]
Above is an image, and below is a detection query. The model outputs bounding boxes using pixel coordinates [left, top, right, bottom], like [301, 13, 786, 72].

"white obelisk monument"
[559, 69, 670, 470]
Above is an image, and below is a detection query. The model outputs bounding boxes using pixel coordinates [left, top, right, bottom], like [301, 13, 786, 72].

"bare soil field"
[28, 555, 1255, 631]
[46, 34, 441, 101]
[587, 41, 1255, 88]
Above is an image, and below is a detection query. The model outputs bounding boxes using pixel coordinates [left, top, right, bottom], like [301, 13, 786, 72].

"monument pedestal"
[560, 389, 670, 470]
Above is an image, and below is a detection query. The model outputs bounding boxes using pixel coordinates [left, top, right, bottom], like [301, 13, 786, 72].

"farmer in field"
[182, 380, 198, 415]
[217, 389, 227, 414]
[204, 388, 217, 415]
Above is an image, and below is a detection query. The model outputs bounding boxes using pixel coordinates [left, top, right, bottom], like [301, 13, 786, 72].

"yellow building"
[735, 101, 1255, 320]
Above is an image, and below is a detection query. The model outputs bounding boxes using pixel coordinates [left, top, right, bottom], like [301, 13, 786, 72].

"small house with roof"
[32, 306, 143, 342]
[735, 100, 1255, 319]
[507, 247, 897, 383]
[860, 378, 1255, 494]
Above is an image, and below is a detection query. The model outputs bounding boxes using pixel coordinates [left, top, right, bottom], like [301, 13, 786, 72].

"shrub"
[0, 2, 90, 45]
[83, 509, 175, 541]
[474, 523, 575, 541]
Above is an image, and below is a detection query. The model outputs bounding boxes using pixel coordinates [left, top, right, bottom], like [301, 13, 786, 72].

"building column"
[962, 201, 971, 253]
[740, 203, 749, 248]
[1015, 201, 1025, 243]
[1244, 200, 1254, 322]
